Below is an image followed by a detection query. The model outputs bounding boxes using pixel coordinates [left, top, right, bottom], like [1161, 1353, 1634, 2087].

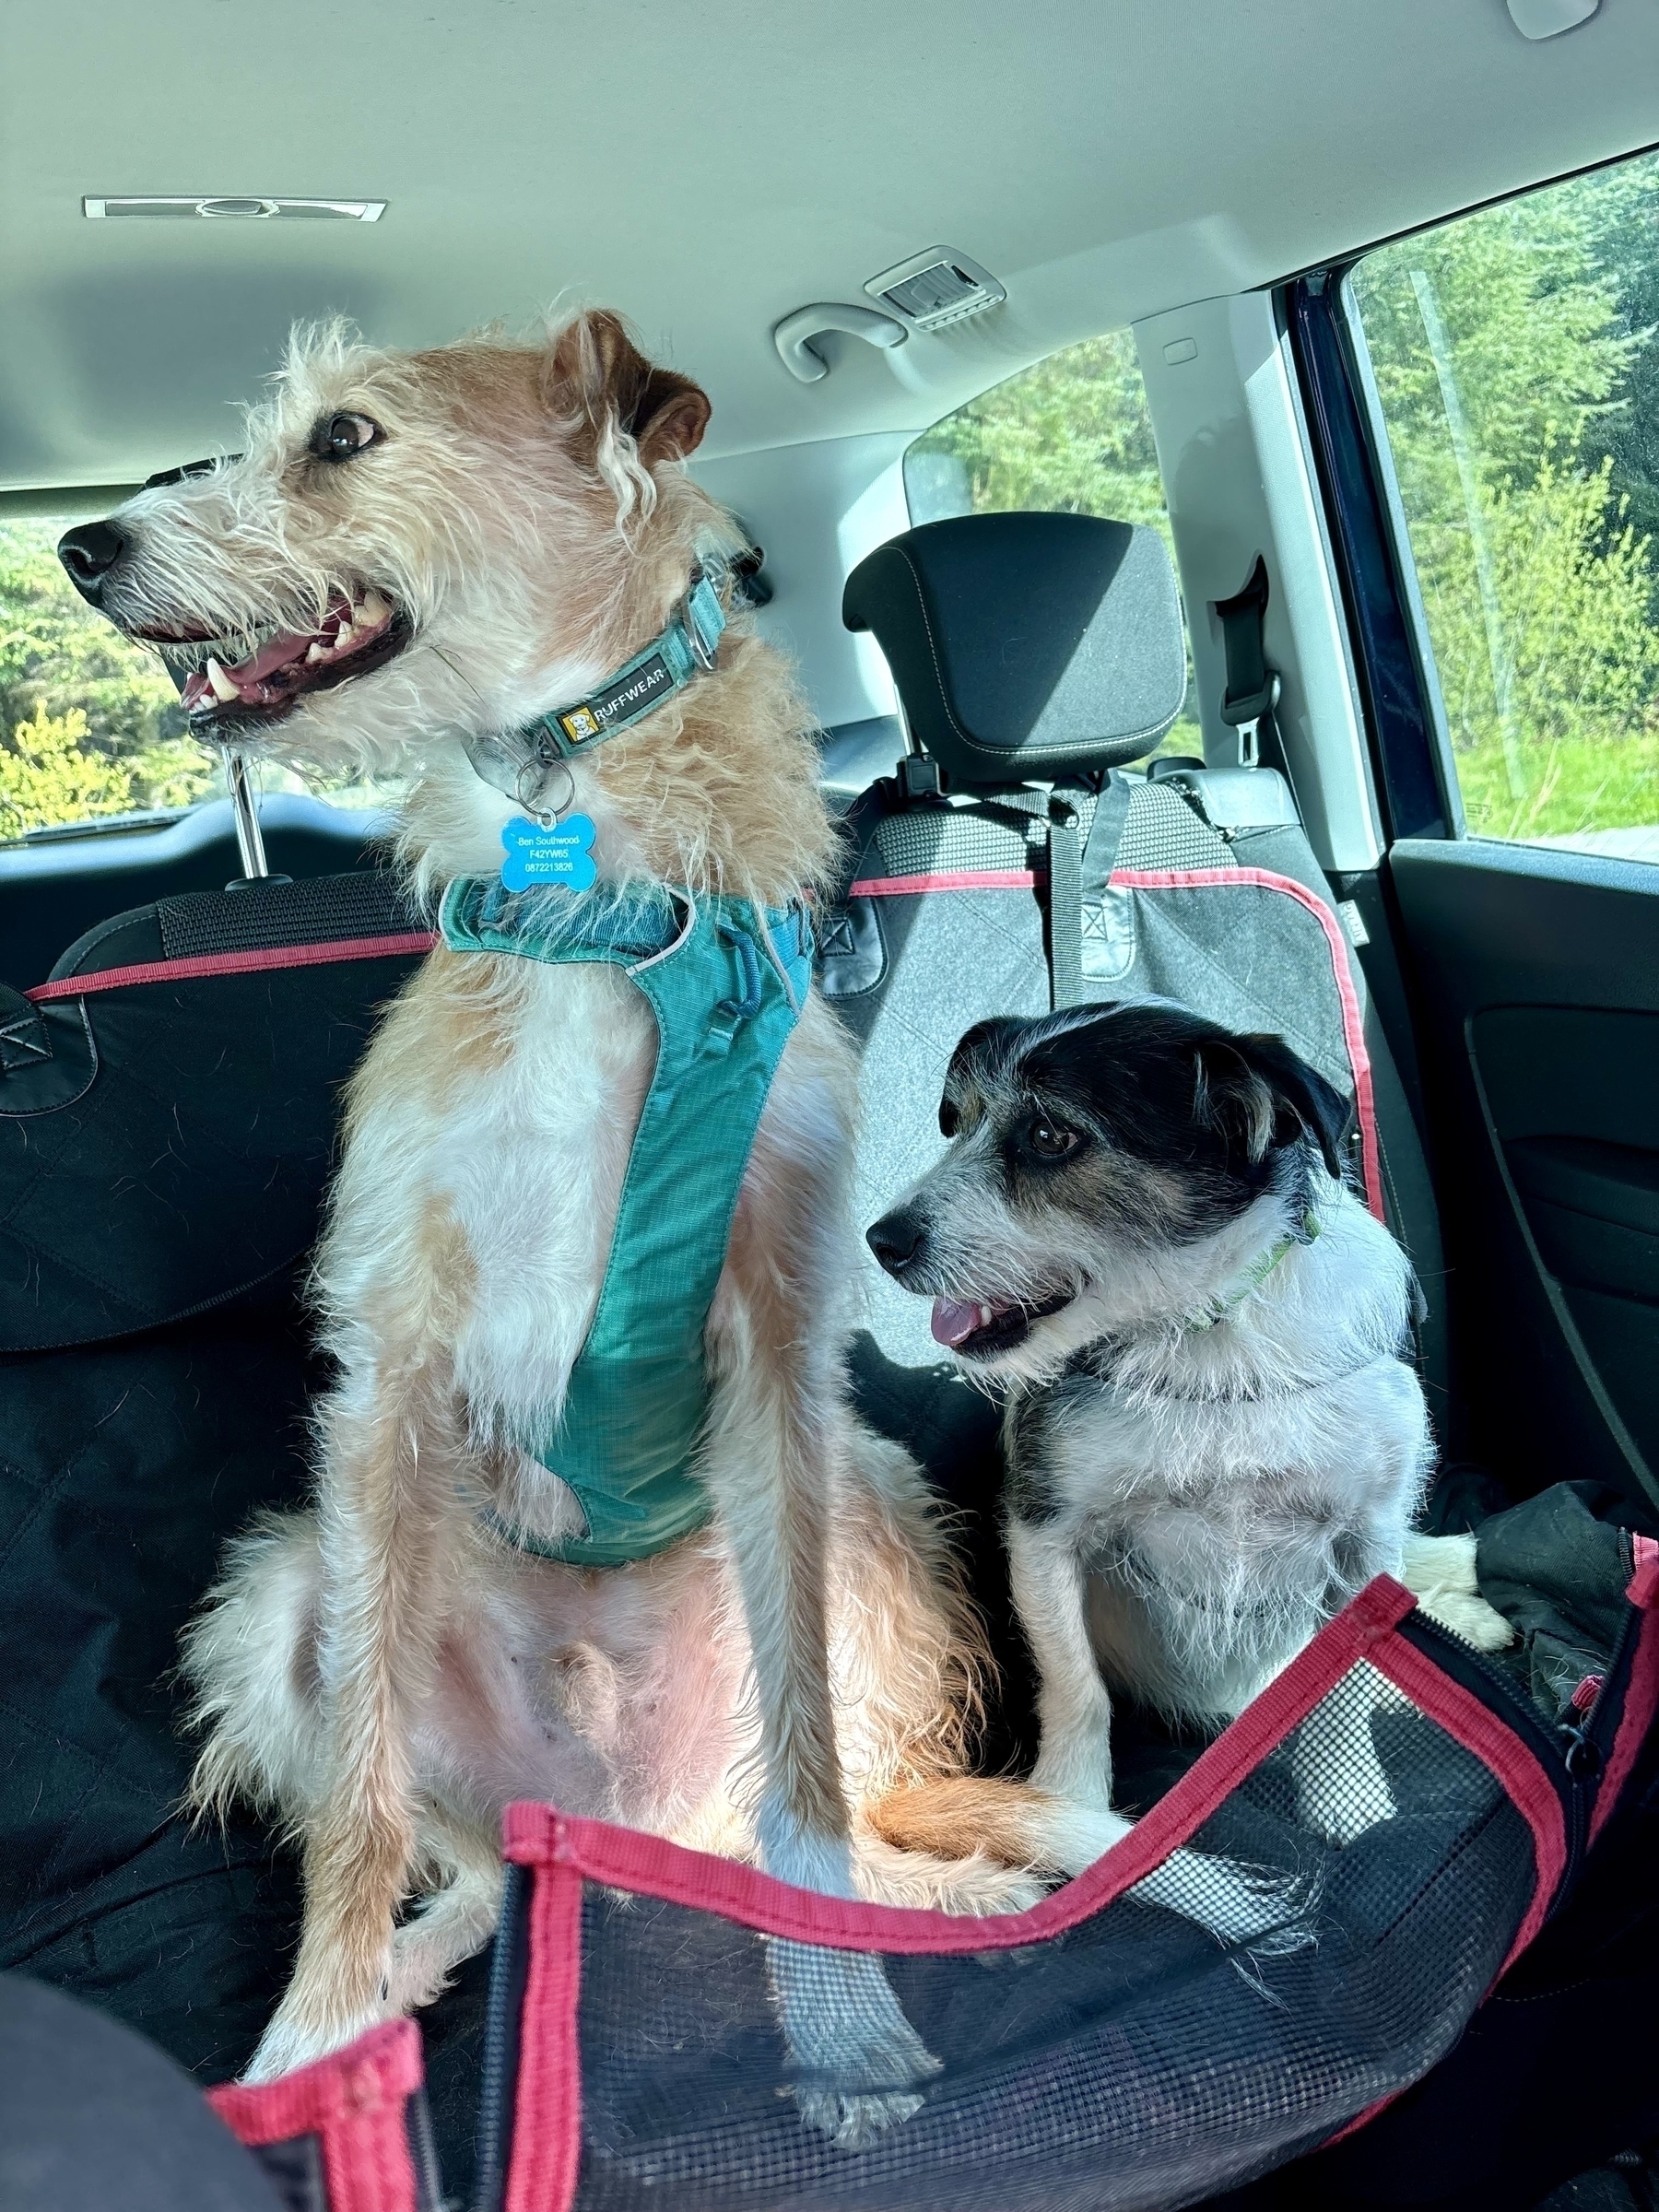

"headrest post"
[221, 748, 270, 883]
[894, 692, 922, 760]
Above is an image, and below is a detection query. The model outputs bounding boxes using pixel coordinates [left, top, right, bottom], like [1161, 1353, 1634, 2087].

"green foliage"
[909, 329, 1170, 531]
[1572, 158, 1659, 597]
[1347, 158, 1659, 841]
[0, 519, 217, 837]
[910, 157, 1659, 844]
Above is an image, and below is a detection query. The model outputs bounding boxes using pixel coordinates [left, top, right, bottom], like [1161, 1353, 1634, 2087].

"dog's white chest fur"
[321, 958, 655, 1524]
[1058, 1355, 1428, 1716]
[1006, 1191, 1433, 1725]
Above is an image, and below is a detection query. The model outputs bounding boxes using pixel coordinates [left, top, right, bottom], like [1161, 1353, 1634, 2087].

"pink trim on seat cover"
[1590, 1544, 1659, 1845]
[502, 1577, 1420, 1956]
[208, 2018, 423, 2212]
[848, 867, 1040, 897]
[504, 1852, 586, 2212]
[497, 1580, 1437, 2212]
[841, 860, 1384, 1220]
[27, 931, 438, 1001]
[1110, 866, 1385, 1219]
[499, 1574, 1565, 2203]
[1369, 1633, 1566, 1974]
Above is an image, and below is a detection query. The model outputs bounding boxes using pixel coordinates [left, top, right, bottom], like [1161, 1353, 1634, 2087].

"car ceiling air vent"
[865, 248, 1006, 331]
[83, 196, 386, 222]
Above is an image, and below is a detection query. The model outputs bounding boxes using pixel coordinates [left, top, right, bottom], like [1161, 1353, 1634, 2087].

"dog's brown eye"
[1029, 1117, 1079, 1159]
[310, 411, 379, 463]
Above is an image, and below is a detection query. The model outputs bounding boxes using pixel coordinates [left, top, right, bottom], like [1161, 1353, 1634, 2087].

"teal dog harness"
[440, 875, 814, 1568]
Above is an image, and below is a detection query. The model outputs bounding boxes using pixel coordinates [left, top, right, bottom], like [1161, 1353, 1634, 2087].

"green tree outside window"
[0, 520, 218, 838]
[904, 329, 1200, 744]
[1351, 151, 1659, 852]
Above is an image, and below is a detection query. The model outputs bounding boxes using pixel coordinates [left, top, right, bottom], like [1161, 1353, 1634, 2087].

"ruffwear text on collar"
[464, 566, 726, 814]
[536, 565, 726, 759]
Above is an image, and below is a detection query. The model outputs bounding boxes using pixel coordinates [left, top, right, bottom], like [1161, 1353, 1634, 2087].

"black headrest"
[842, 512, 1186, 788]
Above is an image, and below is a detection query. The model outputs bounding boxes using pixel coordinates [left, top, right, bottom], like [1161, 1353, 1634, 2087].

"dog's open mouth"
[930, 1288, 1075, 1358]
[136, 589, 411, 730]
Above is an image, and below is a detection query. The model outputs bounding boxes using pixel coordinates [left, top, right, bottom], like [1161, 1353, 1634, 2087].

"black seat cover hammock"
[2, 842, 1657, 2206]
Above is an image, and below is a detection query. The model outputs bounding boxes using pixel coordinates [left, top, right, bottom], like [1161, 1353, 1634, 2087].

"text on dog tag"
[500, 813, 598, 894]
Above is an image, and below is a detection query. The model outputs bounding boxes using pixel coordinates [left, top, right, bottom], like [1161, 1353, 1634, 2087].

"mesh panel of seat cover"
[489, 1627, 1551, 2212]
[156, 871, 422, 960]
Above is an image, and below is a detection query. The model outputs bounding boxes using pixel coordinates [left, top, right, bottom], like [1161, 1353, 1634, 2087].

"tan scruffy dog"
[67, 311, 1053, 2139]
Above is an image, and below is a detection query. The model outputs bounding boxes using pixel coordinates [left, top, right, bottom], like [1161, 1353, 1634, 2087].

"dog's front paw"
[767, 1939, 941, 2150]
[1418, 1587, 1516, 1652]
[1401, 1532, 1516, 1653]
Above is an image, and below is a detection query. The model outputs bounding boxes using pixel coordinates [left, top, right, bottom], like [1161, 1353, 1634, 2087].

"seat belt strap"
[1214, 555, 1283, 770]
[1046, 802, 1083, 1010]
[1078, 769, 1135, 895]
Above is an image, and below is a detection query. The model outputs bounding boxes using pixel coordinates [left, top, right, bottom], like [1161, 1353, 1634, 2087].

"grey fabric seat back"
[831, 514, 1446, 1393]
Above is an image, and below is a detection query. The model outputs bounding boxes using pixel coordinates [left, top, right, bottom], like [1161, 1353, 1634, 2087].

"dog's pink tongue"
[931, 1298, 986, 1347]
[230, 625, 317, 685]
[229, 598, 353, 686]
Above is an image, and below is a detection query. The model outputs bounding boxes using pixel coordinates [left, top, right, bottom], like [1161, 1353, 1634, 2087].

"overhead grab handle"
[772, 303, 908, 384]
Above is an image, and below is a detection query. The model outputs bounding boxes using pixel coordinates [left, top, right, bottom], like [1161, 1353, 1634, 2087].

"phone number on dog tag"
[500, 813, 598, 893]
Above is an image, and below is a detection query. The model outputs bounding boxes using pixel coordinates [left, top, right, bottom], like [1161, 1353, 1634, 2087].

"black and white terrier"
[865, 1001, 1509, 1853]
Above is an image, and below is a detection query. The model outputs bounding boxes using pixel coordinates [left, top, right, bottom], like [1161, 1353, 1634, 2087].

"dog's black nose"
[57, 520, 126, 601]
[866, 1208, 924, 1277]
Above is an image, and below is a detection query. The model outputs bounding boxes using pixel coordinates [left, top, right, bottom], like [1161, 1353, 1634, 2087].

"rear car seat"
[0, 873, 500, 2190]
[0, 552, 1651, 2206]
[829, 511, 1447, 1401]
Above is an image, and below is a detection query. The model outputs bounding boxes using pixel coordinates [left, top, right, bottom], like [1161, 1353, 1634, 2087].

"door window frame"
[1285, 270, 1457, 848]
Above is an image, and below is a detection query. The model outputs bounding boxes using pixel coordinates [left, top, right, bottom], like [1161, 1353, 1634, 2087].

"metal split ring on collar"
[517, 755, 576, 826]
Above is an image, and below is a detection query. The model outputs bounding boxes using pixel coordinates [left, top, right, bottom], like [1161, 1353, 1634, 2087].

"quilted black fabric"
[0, 889, 496, 2188]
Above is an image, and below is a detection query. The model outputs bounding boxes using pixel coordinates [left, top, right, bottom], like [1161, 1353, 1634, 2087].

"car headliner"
[1, 0, 1655, 492]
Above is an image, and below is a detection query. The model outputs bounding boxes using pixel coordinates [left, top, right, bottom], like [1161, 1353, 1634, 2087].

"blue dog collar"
[461, 565, 727, 812]
[532, 566, 726, 759]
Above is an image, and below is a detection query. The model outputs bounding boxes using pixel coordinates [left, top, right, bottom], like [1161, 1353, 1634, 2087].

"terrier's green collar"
[463, 564, 726, 809]
[1184, 1208, 1321, 1334]
[535, 566, 725, 759]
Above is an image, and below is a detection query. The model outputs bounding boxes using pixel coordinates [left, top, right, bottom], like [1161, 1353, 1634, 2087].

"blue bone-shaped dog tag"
[500, 813, 598, 893]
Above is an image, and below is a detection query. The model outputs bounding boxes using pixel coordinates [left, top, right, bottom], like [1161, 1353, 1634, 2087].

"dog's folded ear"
[1194, 1032, 1352, 1181]
[548, 310, 712, 472]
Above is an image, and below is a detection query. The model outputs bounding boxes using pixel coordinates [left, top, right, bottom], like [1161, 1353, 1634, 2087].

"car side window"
[903, 332, 1198, 744]
[0, 515, 218, 840]
[0, 514, 399, 846]
[1348, 151, 1659, 863]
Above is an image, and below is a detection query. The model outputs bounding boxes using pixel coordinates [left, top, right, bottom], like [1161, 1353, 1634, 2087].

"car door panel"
[1391, 837, 1659, 1512]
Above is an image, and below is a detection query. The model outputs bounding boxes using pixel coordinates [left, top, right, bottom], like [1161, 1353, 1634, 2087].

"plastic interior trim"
[1132, 290, 1382, 875]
